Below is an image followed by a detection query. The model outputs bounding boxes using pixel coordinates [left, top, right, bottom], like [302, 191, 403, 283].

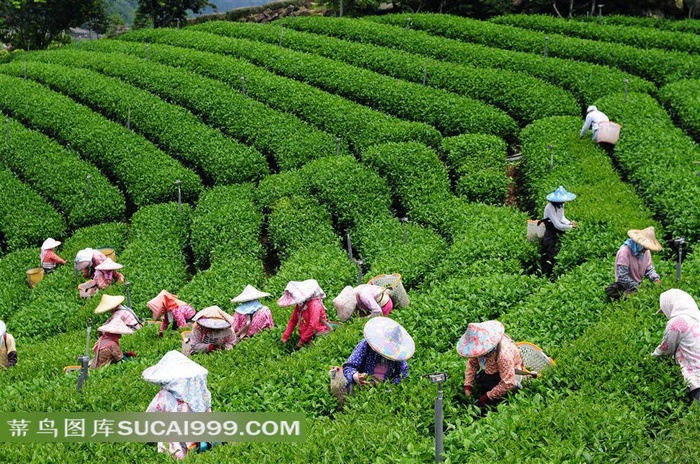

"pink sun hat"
[456, 320, 505, 358]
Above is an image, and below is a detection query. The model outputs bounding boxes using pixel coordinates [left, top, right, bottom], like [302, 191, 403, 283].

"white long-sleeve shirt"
[543, 203, 573, 232]
[580, 110, 609, 139]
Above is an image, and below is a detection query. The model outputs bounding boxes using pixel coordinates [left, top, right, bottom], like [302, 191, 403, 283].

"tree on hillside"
[134, 0, 215, 28]
[0, 0, 105, 50]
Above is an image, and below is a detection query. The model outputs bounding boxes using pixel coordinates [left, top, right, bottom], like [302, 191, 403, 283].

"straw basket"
[369, 273, 410, 308]
[596, 121, 621, 145]
[98, 247, 116, 262]
[26, 267, 45, 288]
[516, 341, 555, 374]
[527, 220, 545, 242]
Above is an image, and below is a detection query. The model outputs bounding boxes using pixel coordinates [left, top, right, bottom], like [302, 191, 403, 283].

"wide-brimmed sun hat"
[94, 294, 125, 314]
[41, 238, 61, 250]
[231, 285, 271, 304]
[95, 258, 123, 271]
[142, 350, 208, 384]
[546, 186, 576, 203]
[456, 320, 505, 358]
[587, 105, 598, 113]
[98, 317, 134, 335]
[627, 226, 662, 252]
[363, 317, 415, 361]
[193, 306, 234, 327]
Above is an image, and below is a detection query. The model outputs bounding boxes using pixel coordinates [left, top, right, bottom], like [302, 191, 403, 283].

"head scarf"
[624, 238, 645, 259]
[659, 289, 700, 322]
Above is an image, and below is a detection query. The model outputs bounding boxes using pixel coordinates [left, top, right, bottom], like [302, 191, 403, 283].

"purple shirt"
[614, 244, 659, 291]
[343, 339, 409, 385]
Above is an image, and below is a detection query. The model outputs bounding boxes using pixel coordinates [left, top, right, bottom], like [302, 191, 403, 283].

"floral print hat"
[456, 320, 505, 358]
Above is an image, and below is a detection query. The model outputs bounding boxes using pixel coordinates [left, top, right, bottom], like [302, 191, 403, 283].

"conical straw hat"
[231, 284, 271, 303]
[546, 186, 576, 203]
[627, 226, 662, 252]
[98, 317, 134, 335]
[94, 294, 125, 314]
[95, 258, 123, 271]
[193, 305, 234, 326]
[41, 238, 61, 250]
[363, 317, 415, 361]
[142, 350, 208, 384]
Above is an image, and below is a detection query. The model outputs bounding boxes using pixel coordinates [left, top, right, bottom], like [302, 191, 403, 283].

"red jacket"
[282, 298, 329, 345]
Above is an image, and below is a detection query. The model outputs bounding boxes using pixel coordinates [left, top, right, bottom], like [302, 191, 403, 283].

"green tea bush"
[441, 134, 510, 205]
[254, 170, 307, 212]
[265, 243, 357, 299]
[596, 92, 700, 244]
[659, 78, 700, 143]
[492, 14, 700, 55]
[191, 184, 263, 269]
[0, 60, 268, 186]
[0, 248, 40, 320]
[575, 14, 700, 35]
[361, 142, 451, 215]
[177, 256, 265, 311]
[142, 25, 519, 140]
[31, 47, 340, 172]
[371, 13, 700, 86]
[88, 31, 441, 154]
[353, 216, 447, 289]
[0, 168, 67, 253]
[278, 16, 654, 106]
[0, 74, 201, 208]
[199, 20, 579, 126]
[268, 196, 340, 262]
[0, 117, 125, 229]
[300, 156, 393, 231]
[115, 202, 192, 314]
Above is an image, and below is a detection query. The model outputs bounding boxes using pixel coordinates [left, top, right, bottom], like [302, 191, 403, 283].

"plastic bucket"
[98, 247, 116, 262]
[596, 121, 621, 144]
[26, 267, 45, 288]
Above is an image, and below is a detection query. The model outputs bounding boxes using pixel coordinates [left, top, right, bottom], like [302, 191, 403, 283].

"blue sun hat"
[546, 186, 576, 203]
[456, 320, 505, 358]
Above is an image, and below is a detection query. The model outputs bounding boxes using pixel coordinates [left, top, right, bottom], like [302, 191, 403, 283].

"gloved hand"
[280, 336, 288, 344]
[463, 385, 473, 397]
[158, 331, 164, 338]
[478, 394, 489, 407]
[124, 351, 137, 357]
[208, 344, 223, 352]
[655, 279, 662, 285]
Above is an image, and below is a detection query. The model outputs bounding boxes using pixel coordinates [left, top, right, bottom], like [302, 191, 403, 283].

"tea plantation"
[0, 12, 699, 463]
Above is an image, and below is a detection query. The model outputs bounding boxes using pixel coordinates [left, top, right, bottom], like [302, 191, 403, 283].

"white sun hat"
[41, 238, 61, 250]
[231, 284, 271, 303]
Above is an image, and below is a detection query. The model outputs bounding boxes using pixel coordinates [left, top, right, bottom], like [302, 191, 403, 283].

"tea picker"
[580, 105, 621, 145]
[540, 186, 577, 279]
[342, 317, 414, 388]
[653, 289, 700, 403]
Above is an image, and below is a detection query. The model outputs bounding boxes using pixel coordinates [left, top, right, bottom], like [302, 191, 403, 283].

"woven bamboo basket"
[369, 273, 410, 308]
